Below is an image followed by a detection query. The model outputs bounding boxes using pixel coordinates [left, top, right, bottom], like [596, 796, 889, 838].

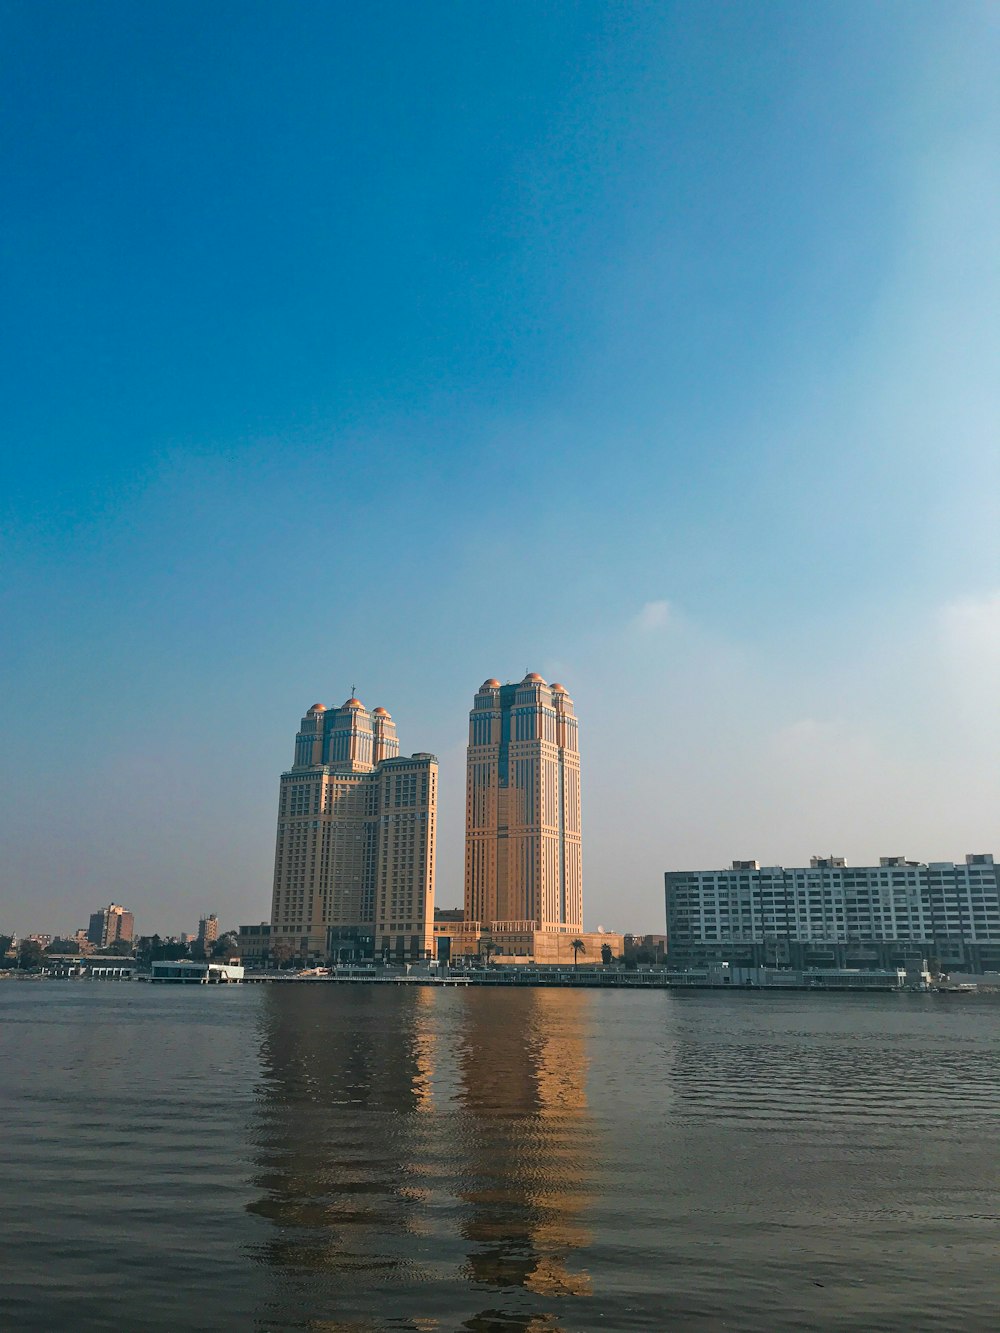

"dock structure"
[235, 963, 912, 991]
[241, 967, 668, 987]
[149, 960, 245, 984]
[42, 956, 136, 980]
[19, 961, 917, 990]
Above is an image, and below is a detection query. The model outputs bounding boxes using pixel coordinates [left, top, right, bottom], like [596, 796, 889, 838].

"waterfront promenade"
[166, 963, 915, 991]
[8, 960, 930, 992]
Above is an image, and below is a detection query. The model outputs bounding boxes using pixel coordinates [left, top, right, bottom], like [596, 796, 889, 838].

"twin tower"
[269, 675, 584, 962]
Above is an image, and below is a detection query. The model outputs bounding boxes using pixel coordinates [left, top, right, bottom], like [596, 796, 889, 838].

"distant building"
[196, 913, 219, 952]
[87, 904, 135, 950]
[269, 697, 437, 963]
[434, 907, 465, 923]
[665, 854, 1000, 973]
[237, 922, 270, 965]
[623, 933, 667, 964]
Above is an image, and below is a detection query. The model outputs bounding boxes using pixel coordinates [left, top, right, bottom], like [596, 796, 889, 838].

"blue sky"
[2, 1, 998, 936]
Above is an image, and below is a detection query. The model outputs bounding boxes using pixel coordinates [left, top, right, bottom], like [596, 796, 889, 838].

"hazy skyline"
[2, 3, 998, 936]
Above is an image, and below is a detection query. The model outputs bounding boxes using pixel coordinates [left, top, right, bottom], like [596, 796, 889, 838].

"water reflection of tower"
[456, 987, 595, 1311]
[247, 985, 438, 1323]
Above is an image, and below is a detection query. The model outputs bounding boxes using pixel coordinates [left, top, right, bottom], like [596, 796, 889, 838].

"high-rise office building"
[86, 903, 135, 950]
[269, 697, 437, 962]
[464, 674, 583, 938]
[665, 853, 1000, 973]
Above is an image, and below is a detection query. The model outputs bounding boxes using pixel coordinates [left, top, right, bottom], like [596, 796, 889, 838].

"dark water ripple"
[2, 985, 1000, 1330]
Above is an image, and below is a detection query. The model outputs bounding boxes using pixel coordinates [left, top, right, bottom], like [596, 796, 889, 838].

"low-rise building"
[432, 911, 622, 966]
[238, 922, 271, 966]
[623, 933, 667, 964]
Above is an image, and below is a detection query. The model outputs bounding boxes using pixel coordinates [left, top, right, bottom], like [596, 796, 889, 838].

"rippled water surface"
[2, 984, 1000, 1330]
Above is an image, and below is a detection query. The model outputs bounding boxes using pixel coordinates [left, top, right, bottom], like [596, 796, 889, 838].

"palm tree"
[480, 939, 497, 967]
[570, 938, 586, 967]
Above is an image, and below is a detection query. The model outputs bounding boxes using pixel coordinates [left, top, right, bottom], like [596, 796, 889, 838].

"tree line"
[0, 932, 240, 969]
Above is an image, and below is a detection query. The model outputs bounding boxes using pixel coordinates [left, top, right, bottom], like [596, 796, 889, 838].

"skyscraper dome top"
[371, 706, 391, 717]
[480, 678, 501, 690]
[343, 697, 365, 710]
[522, 672, 546, 684]
[307, 703, 327, 712]
[550, 683, 567, 694]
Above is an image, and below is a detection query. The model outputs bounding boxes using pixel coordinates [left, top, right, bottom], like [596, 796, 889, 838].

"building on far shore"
[268, 696, 437, 964]
[431, 909, 622, 966]
[244, 677, 622, 968]
[196, 913, 219, 953]
[429, 674, 619, 966]
[87, 903, 135, 950]
[665, 853, 1000, 973]
[465, 674, 582, 935]
[237, 922, 271, 965]
[623, 934, 667, 964]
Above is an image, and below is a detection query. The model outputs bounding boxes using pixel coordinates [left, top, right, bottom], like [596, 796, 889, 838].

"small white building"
[150, 960, 244, 984]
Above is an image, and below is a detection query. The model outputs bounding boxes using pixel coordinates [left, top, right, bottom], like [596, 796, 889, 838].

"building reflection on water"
[248, 986, 438, 1281]
[455, 988, 594, 1307]
[247, 985, 596, 1330]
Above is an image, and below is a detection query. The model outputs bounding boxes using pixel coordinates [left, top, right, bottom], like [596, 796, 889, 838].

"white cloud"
[633, 599, 671, 632]
[941, 591, 1000, 659]
[938, 591, 1000, 744]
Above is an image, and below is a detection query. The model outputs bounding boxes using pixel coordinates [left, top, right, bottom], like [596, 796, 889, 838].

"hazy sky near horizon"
[2, 2, 998, 937]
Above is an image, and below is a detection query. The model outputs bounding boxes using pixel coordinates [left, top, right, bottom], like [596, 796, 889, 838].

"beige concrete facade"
[489, 929, 622, 965]
[433, 917, 485, 960]
[465, 674, 583, 937]
[435, 920, 623, 965]
[270, 698, 436, 962]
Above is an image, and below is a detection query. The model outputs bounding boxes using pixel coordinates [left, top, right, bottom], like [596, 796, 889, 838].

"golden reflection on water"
[456, 989, 594, 1302]
[248, 985, 595, 1329]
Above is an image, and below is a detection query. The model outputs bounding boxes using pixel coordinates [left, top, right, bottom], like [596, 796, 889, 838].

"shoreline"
[5, 970, 991, 993]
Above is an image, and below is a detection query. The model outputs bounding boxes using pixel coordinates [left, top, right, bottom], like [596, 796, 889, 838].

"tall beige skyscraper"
[269, 697, 437, 962]
[464, 674, 583, 935]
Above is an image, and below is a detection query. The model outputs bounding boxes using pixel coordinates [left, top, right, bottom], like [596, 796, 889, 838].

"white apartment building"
[665, 854, 1000, 972]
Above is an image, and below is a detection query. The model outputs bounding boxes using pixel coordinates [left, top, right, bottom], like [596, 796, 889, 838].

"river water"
[1, 983, 999, 1330]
